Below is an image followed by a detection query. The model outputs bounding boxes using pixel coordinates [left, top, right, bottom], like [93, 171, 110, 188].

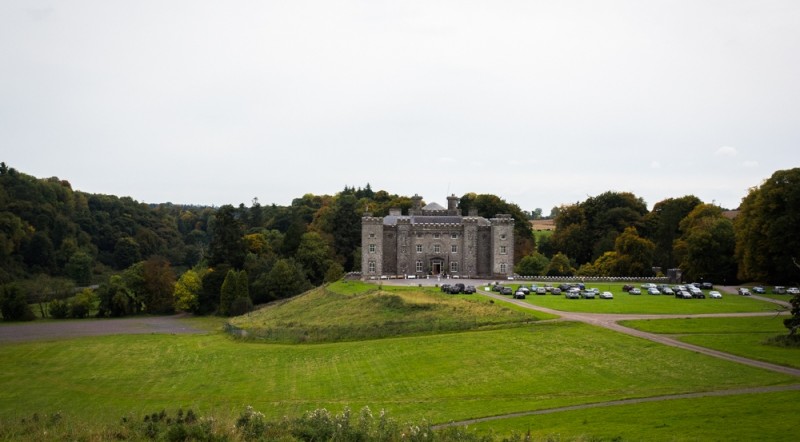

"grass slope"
[228, 281, 549, 343]
[0, 322, 796, 428]
[470, 390, 800, 441]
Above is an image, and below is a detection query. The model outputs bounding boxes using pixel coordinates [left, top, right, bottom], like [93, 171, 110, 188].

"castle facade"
[361, 194, 514, 279]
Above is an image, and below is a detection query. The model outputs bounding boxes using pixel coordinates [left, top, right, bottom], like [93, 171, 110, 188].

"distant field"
[621, 316, 800, 369]
[1, 321, 796, 428]
[501, 283, 778, 314]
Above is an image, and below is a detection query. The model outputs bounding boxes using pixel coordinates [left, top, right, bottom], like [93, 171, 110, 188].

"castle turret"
[447, 194, 459, 215]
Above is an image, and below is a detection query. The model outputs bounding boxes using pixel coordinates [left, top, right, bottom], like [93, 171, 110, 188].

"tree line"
[517, 168, 800, 287]
[0, 164, 533, 320]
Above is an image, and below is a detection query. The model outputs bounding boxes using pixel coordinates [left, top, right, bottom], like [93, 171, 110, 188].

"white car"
[787, 287, 800, 295]
[709, 291, 722, 299]
[599, 291, 614, 299]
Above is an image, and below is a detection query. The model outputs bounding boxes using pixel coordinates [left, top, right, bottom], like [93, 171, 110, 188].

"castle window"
[416, 244, 423, 253]
[500, 245, 507, 255]
[500, 233, 507, 240]
[416, 260, 423, 273]
[369, 233, 375, 238]
[451, 245, 458, 253]
[433, 244, 441, 253]
[416, 232, 423, 238]
[450, 262, 459, 272]
[433, 233, 440, 239]
[369, 244, 376, 253]
[451, 232, 458, 239]
[500, 263, 507, 273]
[368, 260, 376, 273]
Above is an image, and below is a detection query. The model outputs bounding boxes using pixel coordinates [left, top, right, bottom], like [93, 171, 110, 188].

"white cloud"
[650, 161, 661, 169]
[715, 146, 739, 157]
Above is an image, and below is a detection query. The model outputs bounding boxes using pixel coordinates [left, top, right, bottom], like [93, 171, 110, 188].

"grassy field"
[620, 316, 800, 369]
[1, 320, 797, 429]
[469, 390, 800, 441]
[501, 283, 779, 314]
[228, 282, 552, 343]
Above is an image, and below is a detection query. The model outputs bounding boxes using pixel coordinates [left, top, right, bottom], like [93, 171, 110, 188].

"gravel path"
[0, 313, 206, 344]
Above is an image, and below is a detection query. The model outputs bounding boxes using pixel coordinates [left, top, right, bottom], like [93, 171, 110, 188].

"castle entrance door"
[431, 259, 443, 275]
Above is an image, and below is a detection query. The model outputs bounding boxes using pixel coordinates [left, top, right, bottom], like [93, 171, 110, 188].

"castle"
[361, 194, 514, 279]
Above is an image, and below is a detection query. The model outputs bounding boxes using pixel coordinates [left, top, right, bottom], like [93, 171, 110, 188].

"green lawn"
[620, 316, 800, 369]
[502, 283, 777, 314]
[0, 321, 796, 428]
[469, 390, 800, 441]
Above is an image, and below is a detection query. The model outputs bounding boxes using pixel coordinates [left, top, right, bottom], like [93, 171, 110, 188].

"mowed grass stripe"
[1, 321, 796, 426]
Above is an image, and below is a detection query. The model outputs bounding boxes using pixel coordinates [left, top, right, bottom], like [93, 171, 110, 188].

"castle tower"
[361, 214, 384, 277]
[490, 214, 514, 277]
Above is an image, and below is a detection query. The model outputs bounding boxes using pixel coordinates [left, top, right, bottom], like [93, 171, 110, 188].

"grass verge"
[620, 316, 800, 369]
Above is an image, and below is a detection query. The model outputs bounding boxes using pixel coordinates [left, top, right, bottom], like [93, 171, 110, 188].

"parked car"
[599, 291, 614, 299]
[709, 291, 722, 299]
[641, 283, 657, 289]
[773, 286, 786, 294]
[661, 287, 674, 296]
[580, 290, 596, 299]
[536, 287, 547, 295]
[449, 283, 465, 294]
[622, 284, 634, 292]
[516, 286, 530, 295]
[440, 284, 452, 293]
[701, 282, 713, 290]
[463, 285, 476, 294]
[788, 287, 800, 295]
[513, 290, 526, 299]
[565, 289, 580, 299]
[676, 290, 693, 299]
[544, 284, 554, 292]
[737, 287, 751, 296]
[551, 288, 562, 295]
[492, 284, 504, 292]
[752, 286, 766, 294]
[647, 287, 661, 295]
[692, 291, 705, 299]
[628, 288, 641, 295]
[500, 286, 513, 295]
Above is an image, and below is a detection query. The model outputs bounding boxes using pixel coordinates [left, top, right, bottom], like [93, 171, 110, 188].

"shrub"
[49, 299, 70, 319]
[0, 284, 35, 321]
[230, 296, 254, 317]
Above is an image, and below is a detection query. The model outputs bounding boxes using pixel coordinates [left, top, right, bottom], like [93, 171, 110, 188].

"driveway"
[0, 313, 206, 344]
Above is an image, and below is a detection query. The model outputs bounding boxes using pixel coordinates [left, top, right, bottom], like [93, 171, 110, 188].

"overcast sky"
[2, 1, 798, 213]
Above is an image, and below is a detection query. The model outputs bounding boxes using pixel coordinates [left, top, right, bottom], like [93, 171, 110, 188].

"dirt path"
[0, 313, 206, 344]
[432, 384, 800, 429]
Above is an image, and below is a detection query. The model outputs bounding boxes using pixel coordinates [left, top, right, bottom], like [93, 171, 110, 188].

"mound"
[226, 282, 536, 343]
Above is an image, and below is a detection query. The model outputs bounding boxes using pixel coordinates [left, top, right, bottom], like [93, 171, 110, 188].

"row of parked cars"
[440, 283, 476, 295]
[490, 283, 614, 300]
[622, 283, 722, 299]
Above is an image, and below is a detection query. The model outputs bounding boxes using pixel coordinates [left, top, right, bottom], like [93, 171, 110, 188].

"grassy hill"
[227, 281, 547, 343]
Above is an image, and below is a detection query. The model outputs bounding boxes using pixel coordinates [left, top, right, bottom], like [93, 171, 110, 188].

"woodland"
[1, 162, 798, 321]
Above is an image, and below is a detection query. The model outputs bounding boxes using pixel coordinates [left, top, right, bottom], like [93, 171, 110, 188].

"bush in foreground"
[0, 406, 603, 441]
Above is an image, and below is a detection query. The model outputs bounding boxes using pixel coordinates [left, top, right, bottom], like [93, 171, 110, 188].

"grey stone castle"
[361, 194, 514, 279]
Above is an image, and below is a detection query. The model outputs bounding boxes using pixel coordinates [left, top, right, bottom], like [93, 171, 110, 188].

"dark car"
[752, 286, 765, 294]
[773, 286, 786, 294]
[516, 286, 530, 295]
[692, 291, 705, 299]
[500, 287, 513, 295]
[440, 284, 451, 293]
[449, 283, 465, 294]
[513, 291, 526, 299]
[463, 285, 476, 294]
[701, 282, 713, 290]
[551, 288, 562, 295]
[622, 284, 634, 292]
[492, 284, 504, 292]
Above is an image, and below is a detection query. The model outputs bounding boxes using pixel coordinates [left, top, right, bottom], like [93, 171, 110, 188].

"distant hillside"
[227, 281, 540, 343]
